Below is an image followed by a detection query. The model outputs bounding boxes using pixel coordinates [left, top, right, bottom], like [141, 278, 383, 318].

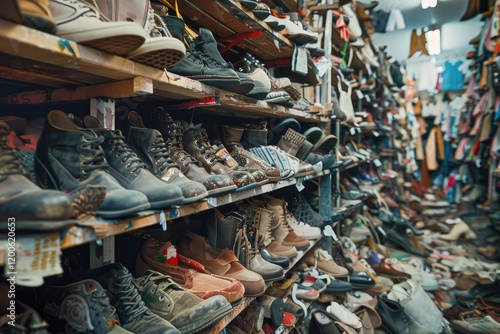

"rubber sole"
[129, 37, 186, 69]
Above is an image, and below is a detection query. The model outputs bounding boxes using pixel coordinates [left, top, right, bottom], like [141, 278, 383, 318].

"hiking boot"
[72, 263, 180, 334]
[148, 108, 236, 196]
[221, 125, 281, 182]
[135, 270, 232, 334]
[177, 231, 266, 296]
[40, 279, 132, 333]
[183, 127, 257, 191]
[93, 0, 185, 68]
[136, 240, 245, 305]
[157, 14, 240, 89]
[49, 0, 147, 56]
[82, 116, 184, 209]
[34, 110, 150, 218]
[0, 120, 75, 222]
[126, 111, 208, 204]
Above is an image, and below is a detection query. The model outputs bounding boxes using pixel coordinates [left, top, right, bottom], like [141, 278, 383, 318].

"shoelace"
[276, 203, 294, 233]
[233, 222, 258, 268]
[195, 131, 222, 166]
[150, 133, 179, 173]
[113, 271, 149, 322]
[165, 122, 200, 166]
[137, 272, 179, 302]
[110, 131, 146, 173]
[0, 140, 30, 178]
[80, 134, 108, 174]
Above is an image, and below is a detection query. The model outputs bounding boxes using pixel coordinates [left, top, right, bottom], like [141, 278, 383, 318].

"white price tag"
[374, 159, 382, 167]
[159, 211, 167, 231]
[206, 196, 218, 207]
[292, 46, 308, 75]
[365, 95, 371, 102]
[373, 131, 380, 137]
[315, 56, 332, 77]
[7, 234, 63, 287]
[350, 127, 356, 135]
[366, 63, 372, 75]
[323, 225, 338, 241]
[356, 90, 364, 99]
[295, 178, 305, 191]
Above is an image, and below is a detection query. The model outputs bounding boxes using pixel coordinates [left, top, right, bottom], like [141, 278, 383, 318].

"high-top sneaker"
[126, 111, 207, 204]
[35, 110, 150, 218]
[49, 0, 147, 56]
[232, 213, 285, 283]
[72, 263, 180, 334]
[40, 280, 131, 333]
[148, 108, 236, 196]
[261, 196, 310, 251]
[0, 120, 75, 223]
[248, 205, 298, 259]
[82, 116, 184, 209]
[221, 125, 281, 182]
[91, 0, 185, 69]
[183, 127, 257, 191]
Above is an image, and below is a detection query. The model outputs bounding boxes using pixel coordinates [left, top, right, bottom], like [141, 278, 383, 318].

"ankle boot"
[0, 120, 76, 222]
[183, 127, 257, 190]
[208, 209, 239, 250]
[222, 125, 281, 182]
[49, 0, 147, 56]
[126, 111, 207, 204]
[92, 0, 185, 69]
[194, 28, 255, 95]
[148, 108, 236, 196]
[35, 110, 150, 218]
[158, 14, 240, 89]
[82, 115, 184, 209]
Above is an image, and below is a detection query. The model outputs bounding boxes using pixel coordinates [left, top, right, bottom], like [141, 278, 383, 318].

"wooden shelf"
[0, 19, 326, 124]
[177, 0, 294, 61]
[203, 237, 320, 334]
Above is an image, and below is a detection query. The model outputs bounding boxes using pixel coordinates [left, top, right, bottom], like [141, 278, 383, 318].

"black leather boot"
[35, 110, 150, 218]
[148, 108, 237, 196]
[159, 15, 240, 89]
[82, 115, 184, 209]
[0, 121, 75, 224]
[126, 111, 208, 204]
[183, 127, 257, 191]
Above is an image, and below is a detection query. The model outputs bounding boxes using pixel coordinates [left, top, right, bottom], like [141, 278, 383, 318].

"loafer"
[349, 271, 376, 288]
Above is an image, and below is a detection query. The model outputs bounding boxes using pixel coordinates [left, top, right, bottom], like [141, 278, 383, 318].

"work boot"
[262, 196, 310, 251]
[49, 0, 147, 56]
[207, 209, 239, 250]
[92, 0, 185, 69]
[72, 263, 180, 334]
[249, 205, 298, 259]
[82, 116, 184, 209]
[18, 0, 57, 33]
[40, 280, 132, 333]
[135, 270, 232, 334]
[157, 14, 240, 89]
[0, 121, 74, 222]
[126, 111, 208, 204]
[148, 108, 237, 196]
[35, 110, 150, 218]
[232, 213, 285, 283]
[221, 125, 281, 182]
[194, 28, 255, 95]
[182, 127, 257, 191]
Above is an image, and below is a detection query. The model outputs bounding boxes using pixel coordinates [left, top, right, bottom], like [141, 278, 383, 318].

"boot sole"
[128, 37, 186, 69]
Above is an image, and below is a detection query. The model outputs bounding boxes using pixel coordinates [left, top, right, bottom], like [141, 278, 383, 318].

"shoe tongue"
[83, 115, 102, 129]
[128, 111, 146, 128]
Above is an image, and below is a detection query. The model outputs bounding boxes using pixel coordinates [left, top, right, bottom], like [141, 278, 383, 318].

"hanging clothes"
[441, 60, 465, 91]
[385, 9, 406, 32]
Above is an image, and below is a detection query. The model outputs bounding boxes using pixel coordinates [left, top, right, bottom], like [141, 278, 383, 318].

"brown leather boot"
[183, 127, 257, 190]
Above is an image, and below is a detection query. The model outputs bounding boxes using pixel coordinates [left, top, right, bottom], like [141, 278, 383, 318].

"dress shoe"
[35, 110, 150, 218]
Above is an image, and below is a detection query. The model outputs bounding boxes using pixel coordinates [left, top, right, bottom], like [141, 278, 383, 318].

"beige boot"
[439, 222, 476, 241]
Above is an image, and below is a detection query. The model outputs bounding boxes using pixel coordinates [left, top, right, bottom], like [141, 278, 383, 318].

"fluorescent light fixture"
[426, 28, 441, 55]
[422, 0, 437, 9]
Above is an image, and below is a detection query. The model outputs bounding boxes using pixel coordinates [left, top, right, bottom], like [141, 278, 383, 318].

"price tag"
[323, 225, 339, 241]
[7, 234, 63, 287]
[159, 211, 167, 231]
[366, 63, 372, 75]
[206, 196, 218, 207]
[373, 131, 380, 137]
[365, 95, 371, 102]
[292, 46, 308, 75]
[315, 56, 332, 77]
[272, 32, 281, 51]
[356, 90, 364, 99]
[350, 127, 356, 135]
[295, 178, 305, 191]
[373, 159, 382, 167]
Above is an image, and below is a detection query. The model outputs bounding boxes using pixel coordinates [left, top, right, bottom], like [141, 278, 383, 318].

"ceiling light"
[426, 28, 441, 55]
[421, 0, 437, 9]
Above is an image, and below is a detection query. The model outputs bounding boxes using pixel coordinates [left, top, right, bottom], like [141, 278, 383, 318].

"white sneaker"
[50, 0, 147, 56]
[281, 17, 318, 45]
[264, 15, 285, 31]
[326, 302, 362, 329]
[287, 218, 322, 239]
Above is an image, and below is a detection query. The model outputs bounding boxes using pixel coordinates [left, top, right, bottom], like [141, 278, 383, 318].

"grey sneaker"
[135, 270, 232, 334]
[72, 263, 180, 334]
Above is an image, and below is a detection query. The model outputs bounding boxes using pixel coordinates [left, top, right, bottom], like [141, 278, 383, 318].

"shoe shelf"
[177, 0, 294, 61]
[56, 170, 330, 251]
[0, 19, 326, 124]
[202, 237, 321, 334]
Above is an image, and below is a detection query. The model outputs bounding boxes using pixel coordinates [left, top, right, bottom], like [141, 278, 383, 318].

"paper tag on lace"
[292, 46, 308, 75]
[315, 56, 332, 77]
[372, 130, 380, 137]
[214, 145, 239, 169]
[159, 211, 167, 231]
[9, 234, 63, 287]
[350, 128, 356, 135]
[356, 90, 364, 99]
[373, 159, 382, 167]
[295, 177, 305, 191]
[323, 225, 338, 241]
